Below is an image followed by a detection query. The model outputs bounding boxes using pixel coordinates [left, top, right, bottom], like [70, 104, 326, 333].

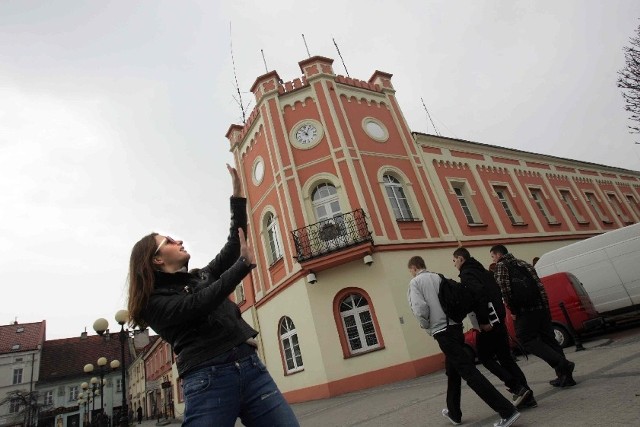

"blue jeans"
[182, 353, 299, 427]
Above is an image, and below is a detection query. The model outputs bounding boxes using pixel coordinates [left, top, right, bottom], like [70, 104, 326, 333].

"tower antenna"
[261, 49, 268, 73]
[302, 34, 311, 58]
[421, 98, 440, 136]
[230, 22, 247, 124]
[332, 37, 350, 77]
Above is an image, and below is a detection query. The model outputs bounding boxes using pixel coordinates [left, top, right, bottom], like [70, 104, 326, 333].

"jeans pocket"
[252, 355, 268, 373]
[183, 368, 212, 398]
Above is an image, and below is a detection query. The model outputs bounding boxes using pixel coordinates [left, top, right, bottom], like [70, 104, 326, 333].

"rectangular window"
[451, 183, 480, 224]
[559, 190, 587, 223]
[116, 378, 122, 393]
[44, 391, 53, 406]
[627, 194, 640, 218]
[608, 193, 632, 223]
[530, 188, 558, 223]
[9, 398, 20, 414]
[235, 284, 246, 304]
[13, 368, 23, 384]
[585, 192, 611, 223]
[494, 186, 524, 225]
[69, 386, 78, 401]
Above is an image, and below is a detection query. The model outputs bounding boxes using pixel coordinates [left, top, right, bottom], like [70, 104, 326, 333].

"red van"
[464, 272, 603, 358]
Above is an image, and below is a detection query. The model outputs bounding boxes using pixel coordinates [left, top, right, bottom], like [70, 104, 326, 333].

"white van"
[535, 223, 640, 315]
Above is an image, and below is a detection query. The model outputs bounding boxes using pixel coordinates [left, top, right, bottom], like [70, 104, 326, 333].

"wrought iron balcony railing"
[291, 209, 373, 262]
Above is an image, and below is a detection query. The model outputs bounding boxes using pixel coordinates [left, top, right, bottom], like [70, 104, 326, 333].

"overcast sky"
[2, 1, 640, 340]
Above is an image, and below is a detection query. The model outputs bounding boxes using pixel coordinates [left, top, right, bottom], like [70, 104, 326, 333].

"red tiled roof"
[0, 321, 46, 354]
[39, 333, 133, 383]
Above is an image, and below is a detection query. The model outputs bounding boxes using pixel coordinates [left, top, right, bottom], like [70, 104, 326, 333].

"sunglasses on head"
[154, 236, 178, 255]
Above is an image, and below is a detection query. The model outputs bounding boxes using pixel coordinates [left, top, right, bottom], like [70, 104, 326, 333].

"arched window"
[339, 293, 380, 354]
[264, 212, 283, 264]
[279, 317, 303, 373]
[383, 174, 414, 220]
[312, 183, 342, 221]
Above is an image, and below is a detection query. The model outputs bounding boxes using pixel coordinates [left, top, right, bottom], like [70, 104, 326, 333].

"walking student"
[407, 255, 520, 427]
[453, 247, 536, 409]
[490, 244, 576, 388]
[126, 164, 299, 427]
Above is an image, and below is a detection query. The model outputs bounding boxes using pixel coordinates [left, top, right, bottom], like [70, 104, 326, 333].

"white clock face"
[295, 124, 319, 144]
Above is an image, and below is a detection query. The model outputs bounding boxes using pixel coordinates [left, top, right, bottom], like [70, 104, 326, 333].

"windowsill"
[510, 222, 528, 227]
[284, 367, 305, 377]
[467, 223, 488, 228]
[602, 220, 613, 224]
[343, 345, 385, 359]
[268, 256, 284, 270]
[577, 220, 590, 225]
[547, 221, 562, 226]
[237, 299, 247, 307]
[396, 218, 421, 222]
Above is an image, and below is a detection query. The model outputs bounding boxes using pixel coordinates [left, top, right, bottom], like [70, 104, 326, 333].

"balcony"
[292, 209, 373, 262]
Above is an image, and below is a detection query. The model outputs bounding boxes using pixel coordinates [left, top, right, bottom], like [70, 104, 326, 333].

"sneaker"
[512, 387, 532, 407]
[558, 375, 577, 387]
[517, 396, 538, 409]
[494, 411, 520, 427]
[549, 378, 561, 387]
[442, 408, 462, 425]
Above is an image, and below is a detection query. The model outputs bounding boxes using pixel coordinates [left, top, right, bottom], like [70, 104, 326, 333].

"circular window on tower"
[362, 117, 389, 142]
[252, 157, 265, 186]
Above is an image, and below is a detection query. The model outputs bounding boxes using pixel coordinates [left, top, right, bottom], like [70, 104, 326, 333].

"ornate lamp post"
[93, 310, 132, 427]
[84, 356, 119, 426]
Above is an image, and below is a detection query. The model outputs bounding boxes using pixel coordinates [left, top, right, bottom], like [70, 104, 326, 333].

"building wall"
[0, 350, 40, 427]
[227, 56, 640, 403]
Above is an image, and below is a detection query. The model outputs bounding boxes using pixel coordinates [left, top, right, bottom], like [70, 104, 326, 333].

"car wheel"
[552, 324, 573, 348]
[463, 344, 477, 363]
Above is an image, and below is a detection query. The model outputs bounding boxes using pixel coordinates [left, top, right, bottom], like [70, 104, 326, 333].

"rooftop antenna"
[230, 22, 247, 124]
[332, 37, 350, 77]
[302, 34, 311, 58]
[421, 98, 440, 136]
[260, 49, 268, 73]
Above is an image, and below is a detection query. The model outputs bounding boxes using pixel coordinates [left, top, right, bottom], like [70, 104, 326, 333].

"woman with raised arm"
[127, 164, 299, 427]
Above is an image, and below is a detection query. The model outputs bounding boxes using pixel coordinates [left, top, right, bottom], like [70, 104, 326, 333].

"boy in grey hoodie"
[407, 255, 520, 427]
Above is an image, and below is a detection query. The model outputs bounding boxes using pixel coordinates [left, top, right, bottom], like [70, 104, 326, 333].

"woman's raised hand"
[238, 228, 256, 267]
[227, 163, 243, 197]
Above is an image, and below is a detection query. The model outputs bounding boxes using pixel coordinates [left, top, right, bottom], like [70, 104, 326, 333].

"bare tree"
[0, 390, 50, 427]
[618, 22, 640, 138]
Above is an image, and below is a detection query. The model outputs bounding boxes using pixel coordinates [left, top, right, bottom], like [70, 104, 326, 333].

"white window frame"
[13, 368, 23, 385]
[607, 193, 631, 223]
[9, 398, 20, 414]
[234, 284, 246, 304]
[265, 212, 284, 264]
[383, 174, 415, 221]
[449, 181, 481, 225]
[279, 317, 304, 374]
[626, 194, 640, 218]
[43, 390, 53, 406]
[340, 293, 380, 355]
[69, 386, 78, 402]
[493, 185, 524, 225]
[116, 378, 123, 393]
[559, 189, 588, 223]
[584, 191, 611, 223]
[529, 187, 558, 223]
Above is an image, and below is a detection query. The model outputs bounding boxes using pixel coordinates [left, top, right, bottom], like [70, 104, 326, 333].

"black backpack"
[507, 264, 541, 309]
[437, 274, 475, 323]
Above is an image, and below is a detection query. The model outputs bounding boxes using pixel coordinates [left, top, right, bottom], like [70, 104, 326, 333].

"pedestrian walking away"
[126, 164, 299, 427]
[490, 244, 576, 388]
[407, 255, 521, 427]
[453, 247, 536, 410]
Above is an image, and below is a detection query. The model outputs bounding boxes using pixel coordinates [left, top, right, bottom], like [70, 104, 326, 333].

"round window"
[253, 158, 265, 185]
[363, 118, 388, 142]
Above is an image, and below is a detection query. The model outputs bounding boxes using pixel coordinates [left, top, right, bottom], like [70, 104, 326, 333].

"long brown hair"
[127, 233, 159, 329]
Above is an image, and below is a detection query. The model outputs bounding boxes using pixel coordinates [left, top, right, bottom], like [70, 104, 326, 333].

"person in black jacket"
[127, 164, 298, 427]
[453, 247, 536, 409]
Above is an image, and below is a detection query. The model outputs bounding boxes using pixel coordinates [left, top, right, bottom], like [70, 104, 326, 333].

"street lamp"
[93, 310, 132, 427]
[84, 357, 118, 426]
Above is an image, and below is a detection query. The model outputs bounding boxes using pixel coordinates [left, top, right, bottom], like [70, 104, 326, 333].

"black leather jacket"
[459, 257, 507, 325]
[141, 197, 257, 377]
